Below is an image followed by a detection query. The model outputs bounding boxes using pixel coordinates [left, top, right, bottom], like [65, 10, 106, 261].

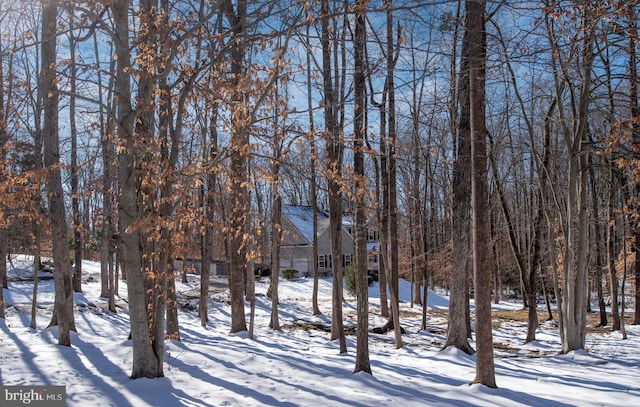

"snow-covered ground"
[1, 255, 639, 406]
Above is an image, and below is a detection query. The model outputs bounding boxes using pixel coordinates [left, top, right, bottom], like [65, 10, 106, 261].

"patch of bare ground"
[586, 312, 636, 333]
[282, 306, 635, 356]
[491, 310, 550, 329]
[282, 321, 358, 336]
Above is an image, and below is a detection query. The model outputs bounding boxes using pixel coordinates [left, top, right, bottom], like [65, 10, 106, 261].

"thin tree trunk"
[608, 164, 621, 330]
[0, 229, 7, 321]
[95, 26, 115, 310]
[321, 0, 346, 353]
[628, 4, 640, 326]
[30, 232, 41, 329]
[0, 37, 7, 319]
[68, 9, 82, 294]
[0, 35, 9, 323]
[307, 11, 321, 317]
[588, 156, 607, 327]
[385, 0, 402, 349]
[353, 0, 370, 374]
[42, 0, 75, 347]
[200, 98, 219, 327]
[488, 132, 539, 344]
[270, 114, 283, 331]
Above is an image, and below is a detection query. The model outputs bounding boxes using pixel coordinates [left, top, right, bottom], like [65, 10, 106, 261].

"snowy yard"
[1, 256, 639, 406]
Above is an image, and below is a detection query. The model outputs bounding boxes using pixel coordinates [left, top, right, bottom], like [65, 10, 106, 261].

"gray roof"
[281, 205, 329, 244]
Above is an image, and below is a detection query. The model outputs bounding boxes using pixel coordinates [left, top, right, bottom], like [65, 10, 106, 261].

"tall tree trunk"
[444, 0, 473, 355]
[588, 155, 607, 327]
[114, 0, 163, 378]
[0, 35, 7, 320]
[307, 13, 321, 315]
[30, 229, 41, 329]
[468, 0, 496, 387]
[223, 0, 248, 334]
[607, 165, 621, 330]
[385, 0, 402, 349]
[200, 98, 219, 327]
[562, 17, 594, 354]
[353, 0, 371, 374]
[628, 4, 640, 326]
[42, 0, 76, 347]
[369, 84, 389, 319]
[321, 0, 346, 353]
[408, 31, 428, 308]
[95, 26, 117, 311]
[270, 99, 283, 331]
[0, 228, 6, 321]
[68, 8, 83, 294]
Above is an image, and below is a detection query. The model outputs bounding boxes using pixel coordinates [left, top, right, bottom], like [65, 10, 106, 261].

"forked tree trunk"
[561, 18, 594, 354]
[320, 0, 346, 353]
[114, 0, 163, 378]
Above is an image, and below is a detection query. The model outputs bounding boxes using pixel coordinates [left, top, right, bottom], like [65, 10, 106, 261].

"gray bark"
[222, 0, 248, 334]
[42, 0, 75, 347]
[467, 0, 496, 387]
[444, 0, 473, 355]
[114, 0, 163, 378]
[353, 0, 371, 374]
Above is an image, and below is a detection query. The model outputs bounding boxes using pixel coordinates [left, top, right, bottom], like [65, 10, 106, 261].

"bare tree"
[306, 9, 322, 317]
[41, 0, 76, 346]
[627, 3, 640, 326]
[113, 0, 165, 378]
[0, 4, 8, 321]
[320, 0, 347, 353]
[67, 5, 83, 294]
[222, 0, 249, 334]
[545, 2, 595, 353]
[385, 0, 402, 349]
[443, 0, 473, 355]
[353, 0, 371, 374]
[467, 0, 496, 387]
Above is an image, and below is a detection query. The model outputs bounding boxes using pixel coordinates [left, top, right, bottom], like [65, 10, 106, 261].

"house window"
[343, 254, 353, 268]
[366, 228, 378, 242]
[318, 254, 333, 269]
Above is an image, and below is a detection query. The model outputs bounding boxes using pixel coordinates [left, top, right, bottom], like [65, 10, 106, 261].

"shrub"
[344, 263, 356, 296]
[281, 268, 298, 280]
